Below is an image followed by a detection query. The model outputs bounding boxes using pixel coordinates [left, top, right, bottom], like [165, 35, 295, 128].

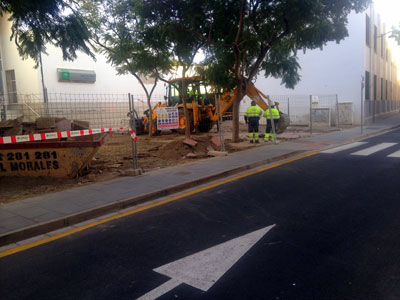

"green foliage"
[134, 0, 208, 66]
[199, 0, 371, 89]
[1, 0, 93, 66]
[80, 0, 171, 82]
[391, 26, 400, 45]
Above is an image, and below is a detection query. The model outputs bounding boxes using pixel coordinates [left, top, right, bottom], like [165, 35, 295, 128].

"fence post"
[336, 94, 339, 128]
[361, 76, 365, 134]
[266, 96, 278, 144]
[218, 95, 225, 152]
[287, 97, 290, 126]
[128, 93, 139, 171]
[309, 95, 313, 134]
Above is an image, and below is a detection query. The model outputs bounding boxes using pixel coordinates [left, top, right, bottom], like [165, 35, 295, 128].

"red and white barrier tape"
[0, 127, 137, 145]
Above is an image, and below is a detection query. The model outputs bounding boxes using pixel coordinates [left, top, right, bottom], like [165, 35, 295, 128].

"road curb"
[345, 124, 400, 144]
[0, 149, 306, 246]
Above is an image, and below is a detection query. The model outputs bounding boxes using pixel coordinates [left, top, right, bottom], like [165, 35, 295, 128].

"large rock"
[183, 138, 198, 147]
[36, 117, 56, 129]
[72, 120, 90, 130]
[4, 125, 23, 136]
[0, 116, 23, 129]
[56, 119, 72, 132]
[211, 136, 221, 148]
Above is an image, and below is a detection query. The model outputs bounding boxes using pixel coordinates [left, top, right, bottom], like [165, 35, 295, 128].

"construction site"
[0, 77, 354, 203]
[0, 112, 322, 204]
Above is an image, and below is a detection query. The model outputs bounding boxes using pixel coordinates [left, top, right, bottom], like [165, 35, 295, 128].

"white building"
[256, 3, 400, 124]
[0, 12, 165, 109]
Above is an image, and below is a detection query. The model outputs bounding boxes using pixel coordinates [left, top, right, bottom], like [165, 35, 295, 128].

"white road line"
[387, 150, 400, 158]
[320, 142, 368, 154]
[136, 279, 181, 300]
[350, 143, 397, 156]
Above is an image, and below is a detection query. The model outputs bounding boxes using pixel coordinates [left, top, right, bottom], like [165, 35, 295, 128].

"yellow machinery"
[138, 77, 286, 134]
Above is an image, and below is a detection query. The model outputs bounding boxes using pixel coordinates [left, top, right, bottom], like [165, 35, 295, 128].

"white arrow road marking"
[137, 224, 276, 300]
[320, 142, 368, 154]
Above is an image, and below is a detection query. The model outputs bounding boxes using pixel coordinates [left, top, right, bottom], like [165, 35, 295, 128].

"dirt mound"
[156, 136, 217, 160]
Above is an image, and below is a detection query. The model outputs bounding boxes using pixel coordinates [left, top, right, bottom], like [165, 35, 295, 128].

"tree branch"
[247, 17, 290, 83]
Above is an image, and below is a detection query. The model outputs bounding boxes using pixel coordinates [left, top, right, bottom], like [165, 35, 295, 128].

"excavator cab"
[166, 77, 220, 133]
[167, 77, 215, 107]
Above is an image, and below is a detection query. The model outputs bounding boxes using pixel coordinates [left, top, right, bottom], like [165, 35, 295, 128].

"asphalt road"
[2, 129, 400, 300]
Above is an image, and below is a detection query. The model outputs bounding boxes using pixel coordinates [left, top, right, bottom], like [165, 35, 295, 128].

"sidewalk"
[1, 113, 400, 247]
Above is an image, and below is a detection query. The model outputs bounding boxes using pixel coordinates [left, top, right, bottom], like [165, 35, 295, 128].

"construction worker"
[264, 103, 280, 142]
[245, 101, 262, 143]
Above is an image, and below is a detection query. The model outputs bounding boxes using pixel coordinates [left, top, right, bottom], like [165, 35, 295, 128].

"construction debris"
[207, 150, 228, 157]
[0, 116, 90, 137]
[183, 138, 198, 147]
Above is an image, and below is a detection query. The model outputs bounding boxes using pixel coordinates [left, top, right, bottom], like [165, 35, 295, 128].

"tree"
[199, 0, 372, 142]
[143, 0, 370, 142]
[80, 0, 171, 136]
[0, 0, 93, 66]
[135, 0, 208, 138]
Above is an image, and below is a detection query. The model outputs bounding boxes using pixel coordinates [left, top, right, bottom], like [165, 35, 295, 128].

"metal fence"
[2, 93, 399, 134]
[239, 94, 340, 128]
[0, 93, 166, 129]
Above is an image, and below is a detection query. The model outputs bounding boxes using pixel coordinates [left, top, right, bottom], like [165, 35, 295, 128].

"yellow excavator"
[135, 76, 287, 135]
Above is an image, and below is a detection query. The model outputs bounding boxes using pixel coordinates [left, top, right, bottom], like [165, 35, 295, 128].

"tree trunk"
[232, 78, 247, 142]
[146, 78, 159, 137]
[181, 65, 191, 138]
[232, 100, 240, 142]
[148, 101, 153, 137]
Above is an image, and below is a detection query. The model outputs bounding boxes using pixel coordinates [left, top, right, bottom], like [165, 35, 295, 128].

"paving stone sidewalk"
[1, 113, 399, 246]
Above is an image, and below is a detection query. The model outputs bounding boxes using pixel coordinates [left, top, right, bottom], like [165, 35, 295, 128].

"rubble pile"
[0, 116, 90, 137]
[155, 136, 228, 160]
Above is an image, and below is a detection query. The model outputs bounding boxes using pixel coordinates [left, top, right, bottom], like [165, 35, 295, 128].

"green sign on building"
[57, 68, 96, 83]
[60, 70, 70, 81]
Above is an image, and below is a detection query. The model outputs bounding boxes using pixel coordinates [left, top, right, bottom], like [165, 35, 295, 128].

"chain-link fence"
[0, 93, 166, 129]
[239, 94, 340, 129]
[2, 93, 399, 136]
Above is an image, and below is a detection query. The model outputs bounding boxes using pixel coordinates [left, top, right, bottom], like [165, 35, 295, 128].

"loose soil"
[0, 122, 334, 203]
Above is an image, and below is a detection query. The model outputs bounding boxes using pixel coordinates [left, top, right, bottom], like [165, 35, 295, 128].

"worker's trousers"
[247, 117, 260, 141]
[265, 119, 279, 141]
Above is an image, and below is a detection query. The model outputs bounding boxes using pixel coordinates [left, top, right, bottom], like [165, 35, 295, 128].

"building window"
[374, 26, 377, 53]
[365, 71, 370, 100]
[381, 38, 384, 57]
[5, 70, 17, 104]
[366, 15, 370, 46]
[380, 78, 383, 100]
[373, 75, 377, 100]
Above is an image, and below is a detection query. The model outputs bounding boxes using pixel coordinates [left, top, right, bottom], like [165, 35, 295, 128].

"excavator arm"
[209, 83, 271, 122]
